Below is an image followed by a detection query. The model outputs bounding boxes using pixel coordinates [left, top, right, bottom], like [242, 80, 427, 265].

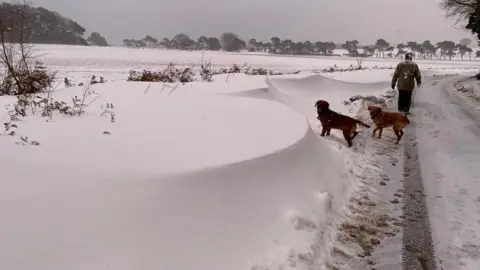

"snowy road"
[406, 76, 480, 269]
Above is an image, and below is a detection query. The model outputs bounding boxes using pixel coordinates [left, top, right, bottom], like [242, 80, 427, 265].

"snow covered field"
[32, 44, 480, 83]
[1, 44, 479, 270]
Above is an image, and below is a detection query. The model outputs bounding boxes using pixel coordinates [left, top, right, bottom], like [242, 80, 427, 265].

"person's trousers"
[398, 90, 413, 112]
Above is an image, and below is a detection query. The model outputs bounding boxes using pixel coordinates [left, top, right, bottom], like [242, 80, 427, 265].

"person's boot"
[404, 105, 411, 115]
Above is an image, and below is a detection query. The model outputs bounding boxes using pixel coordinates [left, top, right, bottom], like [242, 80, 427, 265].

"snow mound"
[249, 74, 393, 268]
[0, 80, 350, 270]
[265, 73, 389, 122]
[0, 82, 310, 174]
[264, 74, 389, 210]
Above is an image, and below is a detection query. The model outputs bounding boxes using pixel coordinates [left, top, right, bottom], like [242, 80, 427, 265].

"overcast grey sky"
[32, 0, 474, 46]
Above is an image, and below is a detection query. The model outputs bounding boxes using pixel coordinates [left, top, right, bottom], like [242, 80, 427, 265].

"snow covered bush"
[128, 61, 300, 83]
[0, 1, 57, 96]
[64, 75, 105, 88]
[100, 103, 116, 123]
[244, 67, 269, 75]
[5, 82, 101, 121]
[475, 72, 480, 80]
[215, 63, 244, 74]
[244, 67, 301, 76]
[64, 77, 73, 87]
[90, 75, 106, 84]
[16, 136, 40, 146]
[2, 122, 17, 136]
[311, 65, 393, 74]
[199, 57, 214, 82]
[127, 62, 194, 83]
[0, 62, 56, 95]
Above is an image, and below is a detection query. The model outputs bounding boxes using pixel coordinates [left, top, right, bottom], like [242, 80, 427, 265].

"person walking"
[391, 52, 422, 115]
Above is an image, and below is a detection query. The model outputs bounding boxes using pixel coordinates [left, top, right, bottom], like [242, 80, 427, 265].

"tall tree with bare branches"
[0, 0, 54, 95]
[440, 0, 480, 42]
[441, 0, 477, 20]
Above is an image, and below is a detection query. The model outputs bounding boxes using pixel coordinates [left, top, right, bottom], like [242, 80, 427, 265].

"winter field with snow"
[1, 44, 480, 270]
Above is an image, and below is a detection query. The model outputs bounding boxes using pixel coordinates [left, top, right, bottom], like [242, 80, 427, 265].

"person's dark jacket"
[391, 60, 422, 91]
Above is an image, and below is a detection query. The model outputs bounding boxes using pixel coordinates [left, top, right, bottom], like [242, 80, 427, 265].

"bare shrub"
[200, 60, 214, 82]
[39, 83, 101, 117]
[311, 64, 384, 74]
[0, 1, 56, 96]
[16, 135, 39, 146]
[3, 122, 17, 135]
[5, 95, 28, 120]
[474, 72, 480, 80]
[244, 67, 301, 76]
[199, 52, 214, 82]
[90, 75, 105, 84]
[228, 63, 242, 73]
[100, 102, 115, 123]
[128, 70, 164, 82]
[128, 62, 194, 83]
[64, 77, 73, 87]
[244, 67, 269, 75]
[0, 61, 55, 95]
[356, 55, 364, 69]
[216, 63, 246, 75]
[5, 81, 101, 121]
[73, 82, 101, 116]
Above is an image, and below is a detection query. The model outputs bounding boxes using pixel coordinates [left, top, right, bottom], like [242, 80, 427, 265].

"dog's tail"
[355, 119, 371, 128]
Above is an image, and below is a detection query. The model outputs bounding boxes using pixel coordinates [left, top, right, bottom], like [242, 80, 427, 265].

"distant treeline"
[124, 33, 479, 60]
[0, 2, 108, 46]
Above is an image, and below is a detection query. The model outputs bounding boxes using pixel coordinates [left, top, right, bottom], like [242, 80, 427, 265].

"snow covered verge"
[0, 72, 367, 270]
[450, 74, 480, 112]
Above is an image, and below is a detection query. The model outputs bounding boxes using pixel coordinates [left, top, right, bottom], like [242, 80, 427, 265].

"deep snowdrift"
[265, 73, 389, 122]
[250, 74, 395, 268]
[0, 79, 351, 270]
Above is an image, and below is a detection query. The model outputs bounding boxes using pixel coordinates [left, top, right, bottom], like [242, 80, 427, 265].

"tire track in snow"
[402, 91, 438, 270]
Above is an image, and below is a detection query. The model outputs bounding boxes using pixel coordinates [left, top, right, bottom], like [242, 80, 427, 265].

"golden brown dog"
[367, 105, 410, 144]
[315, 100, 370, 147]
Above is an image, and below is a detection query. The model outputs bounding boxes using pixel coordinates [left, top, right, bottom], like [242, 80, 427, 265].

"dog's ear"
[314, 100, 320, 107]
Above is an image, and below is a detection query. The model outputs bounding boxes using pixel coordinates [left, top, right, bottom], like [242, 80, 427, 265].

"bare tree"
[440, 0, 477, 21]
[1, 1, 27, 84]
[0, 0, 53, 96]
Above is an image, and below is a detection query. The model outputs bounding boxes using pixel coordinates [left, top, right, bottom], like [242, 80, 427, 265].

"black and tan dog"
[315, 100, 370, 147]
